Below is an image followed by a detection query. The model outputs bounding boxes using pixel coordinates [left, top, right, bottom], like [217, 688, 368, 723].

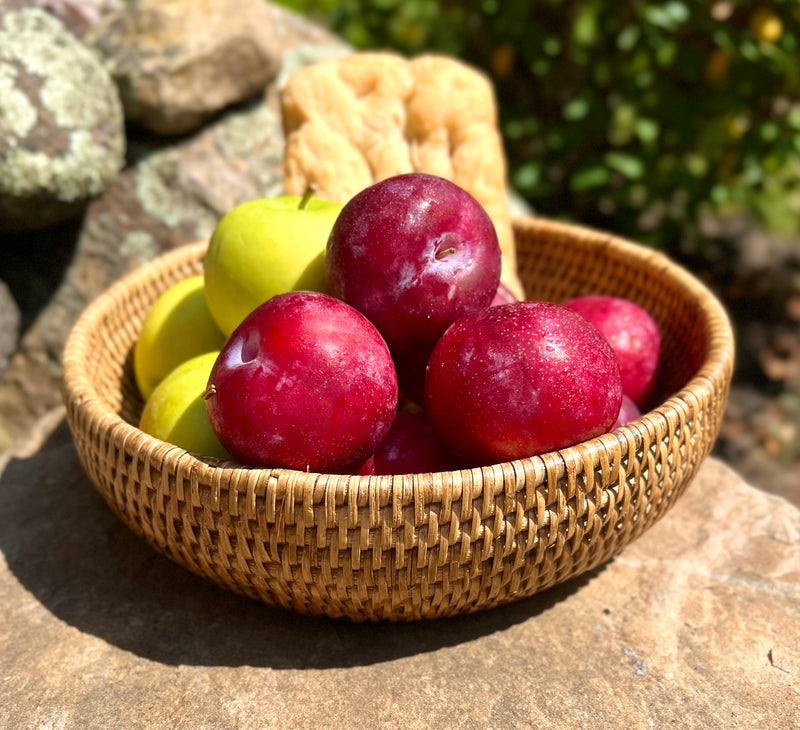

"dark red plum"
[564, 295, 660, 408]
[369, 411, 455, 475]
[424, 301, 622, 464]
[205, 291, 398, 472]
[612, 393, 642, 429]
[326, 173, 502, 398]
[491, 280, 520, 307]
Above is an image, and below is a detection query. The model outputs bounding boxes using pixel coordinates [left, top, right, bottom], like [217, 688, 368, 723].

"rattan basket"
[62, 217, 734, 621]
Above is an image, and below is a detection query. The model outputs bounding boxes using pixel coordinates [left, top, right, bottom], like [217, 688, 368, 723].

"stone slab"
[1, 417, 798, 729]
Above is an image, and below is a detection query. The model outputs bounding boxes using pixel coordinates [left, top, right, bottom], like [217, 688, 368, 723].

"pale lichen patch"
[0, 9, 123, 132]
[119, 230, 159, 267]
[134, 155, 217, 234]
[0, 130, 112, 200]
[1, 8, 73, 78]
[41, 62, 121, 131]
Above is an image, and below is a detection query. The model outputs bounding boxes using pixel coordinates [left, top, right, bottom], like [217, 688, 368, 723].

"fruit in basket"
[204, 192, 344, 336]
[491, 280, 520, 307]
[140, 351, 230, 460]
[326, 173, 502, 400]
[363, 411, 454, 476]
[564, 295, 660, 408]
[613, 393, 642, 429]
[424, 301, 623, 464]
[134, 275, 226, 400]
[204, 290, 398, 472]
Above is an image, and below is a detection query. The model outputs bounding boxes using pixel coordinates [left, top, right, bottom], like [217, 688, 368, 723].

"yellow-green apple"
[134, 275, 226, 400]
[204, 192, 344, 335]
[140, 351, 230, 460]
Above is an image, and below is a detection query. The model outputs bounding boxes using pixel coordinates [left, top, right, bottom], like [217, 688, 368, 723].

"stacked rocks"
[0, 0, 349, 454]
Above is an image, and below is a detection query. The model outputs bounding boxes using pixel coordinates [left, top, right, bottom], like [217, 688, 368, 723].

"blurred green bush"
[278, 0, 800, 245]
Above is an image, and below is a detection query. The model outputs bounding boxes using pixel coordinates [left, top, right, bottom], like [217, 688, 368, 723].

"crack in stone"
[767, 648, 789, 674]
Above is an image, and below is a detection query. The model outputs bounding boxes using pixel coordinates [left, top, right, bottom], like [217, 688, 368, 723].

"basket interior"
[81, 224, 714, 433]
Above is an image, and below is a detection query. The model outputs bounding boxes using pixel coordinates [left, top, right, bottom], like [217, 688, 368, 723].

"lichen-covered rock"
[86, 0, 348, 136]
[0, 5, 125, 231]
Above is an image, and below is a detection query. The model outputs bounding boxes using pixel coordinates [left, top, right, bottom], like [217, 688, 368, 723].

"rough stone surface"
[0, 434, 796, 729]
[0, 4, 125, 230]
[32, 0, 122, 38]
[0, 280, 20, 377]
[86, 0, 348, 135]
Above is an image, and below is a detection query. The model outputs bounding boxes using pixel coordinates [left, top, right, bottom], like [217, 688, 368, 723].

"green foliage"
[276, 0, 800, 244]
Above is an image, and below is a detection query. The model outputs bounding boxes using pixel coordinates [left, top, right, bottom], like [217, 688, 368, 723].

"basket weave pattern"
[62, 218, 734, 621]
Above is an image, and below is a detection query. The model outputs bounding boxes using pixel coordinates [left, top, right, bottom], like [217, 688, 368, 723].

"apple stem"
[435, 246, 457, 260]
[203, 384, 217, 400]
[299, 185, 317, 210]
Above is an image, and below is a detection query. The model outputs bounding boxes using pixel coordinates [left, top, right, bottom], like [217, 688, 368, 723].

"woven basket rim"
[61, 216, 735, 489]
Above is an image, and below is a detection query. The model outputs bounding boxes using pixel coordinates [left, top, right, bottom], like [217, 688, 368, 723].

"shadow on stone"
[0, 417, 603, 670]
[1, 217, 81, 334]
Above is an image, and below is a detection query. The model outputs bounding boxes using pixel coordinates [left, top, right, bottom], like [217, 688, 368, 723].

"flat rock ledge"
[0, 417, 797, 730]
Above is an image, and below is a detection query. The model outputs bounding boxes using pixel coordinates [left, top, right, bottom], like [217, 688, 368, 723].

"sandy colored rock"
[0, 280, 20, 378]
[87, 0, 346, 135]
[0, 421, 797, 730]
[281, 52, 523, 298]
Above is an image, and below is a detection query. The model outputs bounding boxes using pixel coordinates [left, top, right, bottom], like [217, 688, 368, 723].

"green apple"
[204, 192, 344, 335]
[139, 351, 230, 460]
[134, 275, 227, 400]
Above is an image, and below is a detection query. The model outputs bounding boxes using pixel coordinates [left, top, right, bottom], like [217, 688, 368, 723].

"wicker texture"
[62, 218, 735, 621]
